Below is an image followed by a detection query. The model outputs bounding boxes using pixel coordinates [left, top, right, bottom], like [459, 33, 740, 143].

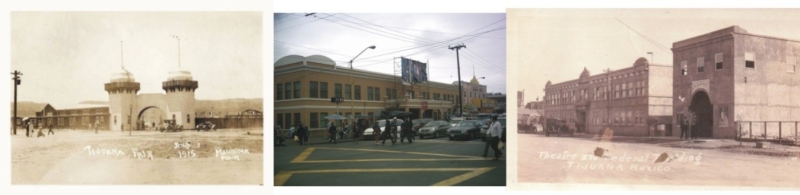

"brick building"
[672, 26, 800, 139]
[543, 58, 673, 136]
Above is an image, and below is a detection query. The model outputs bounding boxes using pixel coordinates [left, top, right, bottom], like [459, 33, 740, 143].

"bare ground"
[11, 129, 263, 185]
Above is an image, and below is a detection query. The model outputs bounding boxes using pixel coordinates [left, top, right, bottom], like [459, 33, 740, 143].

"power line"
[274, 40, 352, 58]
[352, 26, 505, 69]
[463, 48, 505, 72]
[338, 13, 440, 44]
[274, 13, 304, 26]
[316, 13, 431, 44]
[275, 13, 338, 33]
[615, 18, 671, 53]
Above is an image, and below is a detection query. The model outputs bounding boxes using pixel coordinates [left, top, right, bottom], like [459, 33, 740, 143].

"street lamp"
[349, 45, 375, 129]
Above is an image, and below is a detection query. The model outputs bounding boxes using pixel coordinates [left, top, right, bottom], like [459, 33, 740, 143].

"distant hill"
[9, 101, 48, 117]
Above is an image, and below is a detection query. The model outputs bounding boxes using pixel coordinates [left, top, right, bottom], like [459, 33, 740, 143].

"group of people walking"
[23, 122, 54, 138]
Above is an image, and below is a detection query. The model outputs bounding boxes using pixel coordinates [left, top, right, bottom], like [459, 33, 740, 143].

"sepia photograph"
[10, 11, 264, 185]
[273, 13, 507, 186]
[509, 9, 800, 189]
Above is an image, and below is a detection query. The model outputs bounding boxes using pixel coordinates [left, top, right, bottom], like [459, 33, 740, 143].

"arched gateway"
[104, 68, 198, 131]
[689, 91, 713, 138]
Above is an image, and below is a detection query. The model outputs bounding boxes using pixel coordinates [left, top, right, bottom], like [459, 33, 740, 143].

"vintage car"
[545, 118, 573, 137]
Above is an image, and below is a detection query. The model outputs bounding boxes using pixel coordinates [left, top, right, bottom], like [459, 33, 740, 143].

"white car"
[362, 119, 404, 140]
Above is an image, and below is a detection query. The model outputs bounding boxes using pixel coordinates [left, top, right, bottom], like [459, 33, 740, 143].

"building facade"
[672, 26, 800, 139]
[104, 68, 198, 131]
[274, 55, 459, 134]
[30, 104, 110, 129]
[453, 76, 488, 114]
[543, 58, 673, 136]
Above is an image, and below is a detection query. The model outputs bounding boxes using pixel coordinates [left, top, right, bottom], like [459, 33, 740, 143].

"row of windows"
[277, 81, 459, 103]
[680, 53, 797, 75]
[47, 116, 106, 126]
[591, 110, 647, 125]
[276, 112, 372, 130]
[545, 80, 647, 105]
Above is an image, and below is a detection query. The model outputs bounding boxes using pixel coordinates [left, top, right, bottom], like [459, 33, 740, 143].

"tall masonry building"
[672, 26, 800, 138]
[104, 67, 198, 131]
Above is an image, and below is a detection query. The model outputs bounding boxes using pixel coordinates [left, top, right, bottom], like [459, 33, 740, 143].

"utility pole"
[11, 70, 22, 135]
[449, 44, 466, 117]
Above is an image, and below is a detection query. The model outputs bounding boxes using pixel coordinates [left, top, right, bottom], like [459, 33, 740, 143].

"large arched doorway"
[138, 106, 166, 131]
[690, 91, 713, 138]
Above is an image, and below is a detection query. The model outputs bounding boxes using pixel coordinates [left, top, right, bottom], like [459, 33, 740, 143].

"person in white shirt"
[487, 115, 503, 160]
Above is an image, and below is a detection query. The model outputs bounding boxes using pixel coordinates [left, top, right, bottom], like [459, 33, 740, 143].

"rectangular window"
[320, 82, 328, 98]
[745, 52, 755, 69]
[294, 81, 301, 99]
[284, 113, 292, 129]
[715, 53, 723, 70]
[276, 114, 283, 129]
[386, 89, 392, 99]
[310, 81, 319, 98]
[697, 57, 705, 73]
[345, 84, 352, 100]
[375, 87, 380, 101]
[276, 84, 283, 100]
[335, 84, 342, 98]
[367, 87, 374, 100]
[293, 113, 301, 127]
[319, 112, 328, 129]
[284, 83, 291, 99]
[354, 85, 361, 100]
[187, 114, 190, 123]
[681, 61, 688, 75]
[310, 113, 318, 129]
[788, 57, 797, 73]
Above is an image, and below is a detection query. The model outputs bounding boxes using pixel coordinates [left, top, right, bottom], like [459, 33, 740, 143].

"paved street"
[517, 132, 800, 189]
[274, 136, 506, 186]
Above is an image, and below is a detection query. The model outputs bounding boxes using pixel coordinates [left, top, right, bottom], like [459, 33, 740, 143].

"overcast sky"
[10, 12, 262, 109]
[509, 9, 800, 105]
[274, 13, 506, 94]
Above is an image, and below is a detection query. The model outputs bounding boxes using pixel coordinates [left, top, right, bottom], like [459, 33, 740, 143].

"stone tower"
[105, 69, 139, 131]
[162, 68, 198, 129]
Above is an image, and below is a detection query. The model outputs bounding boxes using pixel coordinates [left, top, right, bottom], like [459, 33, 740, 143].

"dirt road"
[12, 129, 263, 185]
[517, 133, 800, 189]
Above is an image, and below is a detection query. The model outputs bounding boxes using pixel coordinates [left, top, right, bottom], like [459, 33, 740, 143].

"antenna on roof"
[120, 41, 125, 70]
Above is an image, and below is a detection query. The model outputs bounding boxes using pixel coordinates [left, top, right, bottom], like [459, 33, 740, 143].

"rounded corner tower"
[105, 69, 140, 131]
[163, 68, 199, 129]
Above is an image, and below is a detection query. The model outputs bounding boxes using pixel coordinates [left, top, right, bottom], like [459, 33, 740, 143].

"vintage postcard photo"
[10, 12, 263, 185]
[509, 9, 800, 189]
[273, 13, 507, 186]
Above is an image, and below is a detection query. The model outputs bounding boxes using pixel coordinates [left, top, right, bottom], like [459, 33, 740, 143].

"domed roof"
[274, 54, 336, 67]
[634, 57, 649, 67]
[470, 75, 480, 85]
[110, 69, 135, 82]
[167, 68, 193, 81]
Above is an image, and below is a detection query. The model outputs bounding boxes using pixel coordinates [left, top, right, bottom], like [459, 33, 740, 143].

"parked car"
[362, 119, 404, 140]
[411, 118, 434, 131]
[447, 120, 483, 140]
[449, 117, 466, 127]
[476, 113, 493, 121]
[479, 119, 491, 141]
[417, 120, 451, 139]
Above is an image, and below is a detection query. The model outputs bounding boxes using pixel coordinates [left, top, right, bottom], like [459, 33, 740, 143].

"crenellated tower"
[162, 69, 198, 129]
